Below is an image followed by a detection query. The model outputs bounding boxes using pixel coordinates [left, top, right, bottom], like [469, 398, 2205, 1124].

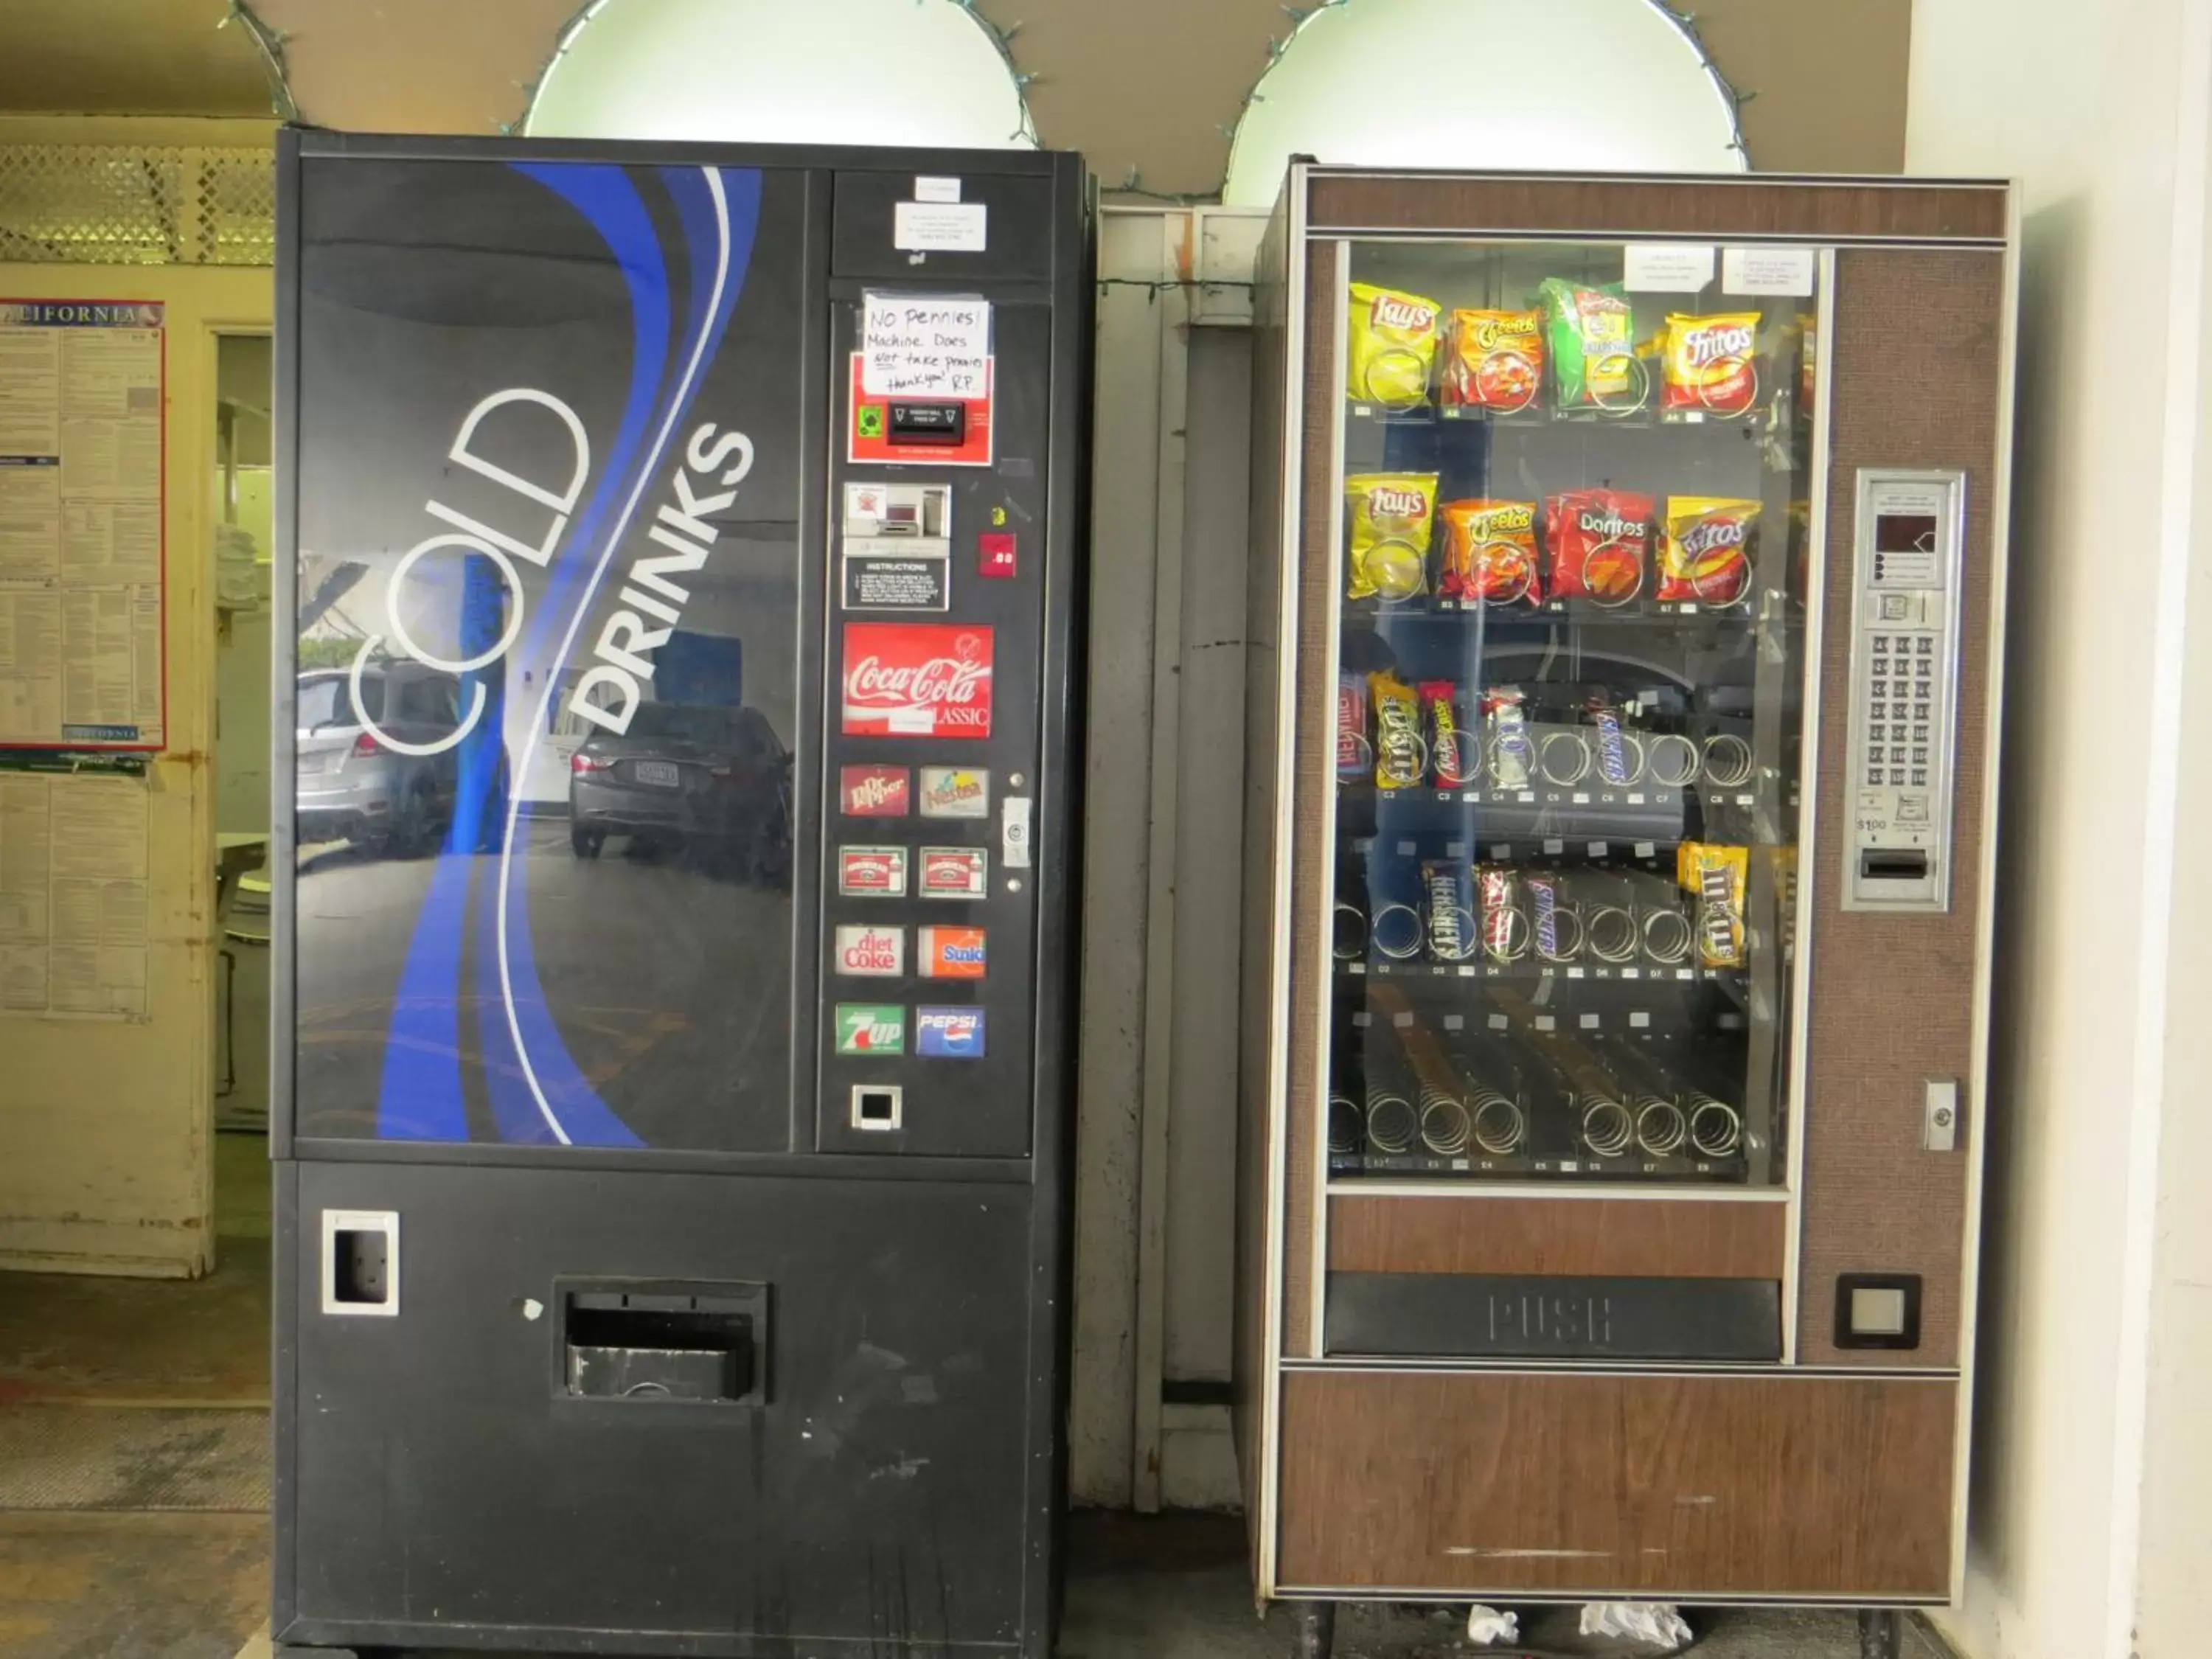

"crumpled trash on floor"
[1579, 1600, 1693, 1650]
[1464, 1604, 1519, 1645]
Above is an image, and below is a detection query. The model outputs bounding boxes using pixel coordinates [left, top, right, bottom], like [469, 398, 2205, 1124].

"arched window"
[524, 0, 1034, 150]
[1222, 0, 1746, 207]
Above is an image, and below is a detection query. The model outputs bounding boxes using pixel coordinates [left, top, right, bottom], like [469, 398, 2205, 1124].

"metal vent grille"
[0, 144, 275, 267]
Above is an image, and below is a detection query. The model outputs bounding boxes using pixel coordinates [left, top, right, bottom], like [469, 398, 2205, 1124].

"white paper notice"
[893, 200, 988, 254]
[1722, 245, 1818, 297]
[1622, 243, 1717, 293]
[0, 771, 147, 1019]
[0, 302, 164, 747]
[860, 294, 992, 399]
[913, 176, 961, 204]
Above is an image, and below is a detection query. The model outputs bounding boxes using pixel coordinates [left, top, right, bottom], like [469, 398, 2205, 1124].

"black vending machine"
[271, 131, 1089, 1658]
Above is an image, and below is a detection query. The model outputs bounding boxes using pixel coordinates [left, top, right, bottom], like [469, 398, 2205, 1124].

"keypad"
[1863, 630, 1940, 796]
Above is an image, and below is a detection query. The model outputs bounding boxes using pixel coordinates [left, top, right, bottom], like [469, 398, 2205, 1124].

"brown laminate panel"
[1306, 173, 2006, 245]
[1328, 1195, 1787, 1281]
[1277, 1370, 1955, 1597]
[1795, 249, 2006, 1367]
[1280, 238, 1341, 1359]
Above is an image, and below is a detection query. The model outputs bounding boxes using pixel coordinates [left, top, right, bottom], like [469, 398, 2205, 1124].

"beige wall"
[247, 0, 1910, 187]
[1909, 1, 2212, 1655]
[0, 255, 274, 1276]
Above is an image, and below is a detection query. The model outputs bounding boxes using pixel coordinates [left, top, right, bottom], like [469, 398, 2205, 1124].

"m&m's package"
[1438, 498, 1541, 605]
[1369, 670, 1426, 790]
[1545, 487, 1654, 606]
[1344, 472, 1439, 601]
[1677, 842, 1749, 967]
[1659, 495, 1761, 605]
[1346, 282, 1442, 408]
[1442, 307, 1544, 413]
[1660, 311, 1761, 419]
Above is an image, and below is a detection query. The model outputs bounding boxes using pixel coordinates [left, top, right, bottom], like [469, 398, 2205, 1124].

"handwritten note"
[861, 295, 991, 400]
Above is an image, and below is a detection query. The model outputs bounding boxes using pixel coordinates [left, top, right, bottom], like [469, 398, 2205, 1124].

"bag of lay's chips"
[1344, 472, 1438, 601]
[1438, 498, 1540, 605]
[1539, 278, 1642, 414]
[1677, 843, 1749, 967]
[1659, 495, 1760, 605]
[1660, 311, 1760, 418]
[1346, 282, 1441, 408]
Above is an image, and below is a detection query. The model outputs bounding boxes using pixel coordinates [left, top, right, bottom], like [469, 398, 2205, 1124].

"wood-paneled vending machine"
[1236, 166, 2014, 1658]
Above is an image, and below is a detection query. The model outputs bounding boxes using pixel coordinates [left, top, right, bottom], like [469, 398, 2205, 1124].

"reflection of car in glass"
[568, 702, 791, 880]
[294, 664, 462, 856]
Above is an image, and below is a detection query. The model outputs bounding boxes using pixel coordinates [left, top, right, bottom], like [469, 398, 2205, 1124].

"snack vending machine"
[271, 132, 1088, 1657]
[1235, 167, 2012, 1655]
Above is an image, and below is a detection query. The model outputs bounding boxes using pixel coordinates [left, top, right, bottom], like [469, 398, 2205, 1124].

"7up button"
[835, 1003, 905, 1055]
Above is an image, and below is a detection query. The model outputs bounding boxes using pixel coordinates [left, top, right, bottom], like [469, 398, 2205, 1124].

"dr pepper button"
[978, 531, 1017, 578]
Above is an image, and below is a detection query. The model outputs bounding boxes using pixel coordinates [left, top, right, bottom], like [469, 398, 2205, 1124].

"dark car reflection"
[568, 700, 791, 883]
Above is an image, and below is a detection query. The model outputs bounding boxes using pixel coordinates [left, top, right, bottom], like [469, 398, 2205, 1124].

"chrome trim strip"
[1324, 1180, 1792, 1203]
[1307, 243, 1352, 1362]
[1304, 228, 2007, 250]
[1782, 250, 1839, 1366]
[1304, 167, 2006, 189]
[1282, 1358, 1961, 1380]
[1256, 161, 1312, 1600]
[1272, 1586, 1950, 1609]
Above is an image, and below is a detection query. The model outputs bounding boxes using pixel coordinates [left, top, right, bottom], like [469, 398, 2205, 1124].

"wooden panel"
[1328, 1195, 1787, 1281]
[1279, 239, 1340, 1358]
[1306, 173, 2006, 245]
[1795, 250, 2006, 1367]
[1278, 1370, 1955, 1597]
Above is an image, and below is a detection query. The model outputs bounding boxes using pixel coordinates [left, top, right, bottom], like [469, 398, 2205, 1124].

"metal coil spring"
[1581, 1096, 1635, 1158]
[1416, 1087, 1471, 1156]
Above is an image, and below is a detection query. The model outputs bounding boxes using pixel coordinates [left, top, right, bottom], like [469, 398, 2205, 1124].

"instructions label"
[1722, 246, 1818, 297]
[894, 201, 988, 254]
[1622, 243, 1716, 293]
[861, 295, 990, 399]
[844, 549, 950, 612]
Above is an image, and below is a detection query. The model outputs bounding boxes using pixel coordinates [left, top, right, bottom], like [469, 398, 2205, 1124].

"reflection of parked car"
[295, 664, 461, 856]
[568, 702, 790, 880]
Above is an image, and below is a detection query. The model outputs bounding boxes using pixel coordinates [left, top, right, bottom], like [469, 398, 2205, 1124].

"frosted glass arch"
[1222, 0, 1745, 208]
[524, 0, 1034, 149]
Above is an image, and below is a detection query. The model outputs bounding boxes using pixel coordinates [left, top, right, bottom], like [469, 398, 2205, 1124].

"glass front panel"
[291, 157, 807, 1150]
[1327, 240, 1818, 1186]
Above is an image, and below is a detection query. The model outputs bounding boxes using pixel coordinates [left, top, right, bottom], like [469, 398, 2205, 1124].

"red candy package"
[1422, 681, 1472, 787]
[1545, 487, 1654, 607]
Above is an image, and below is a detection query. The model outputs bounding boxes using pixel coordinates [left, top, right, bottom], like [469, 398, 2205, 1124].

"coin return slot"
[851, 1084, 903, 1132]
[561, 1282, 767, 1405]
[1859, 849, 1930, 883]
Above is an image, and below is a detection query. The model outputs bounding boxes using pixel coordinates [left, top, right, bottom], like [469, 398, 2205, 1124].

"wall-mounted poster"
[0, 299, 166, 750]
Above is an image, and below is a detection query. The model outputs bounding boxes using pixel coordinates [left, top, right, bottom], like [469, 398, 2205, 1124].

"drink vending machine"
[271, 131, 1089, 1657]
[1234, 165, 2014, 1658]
